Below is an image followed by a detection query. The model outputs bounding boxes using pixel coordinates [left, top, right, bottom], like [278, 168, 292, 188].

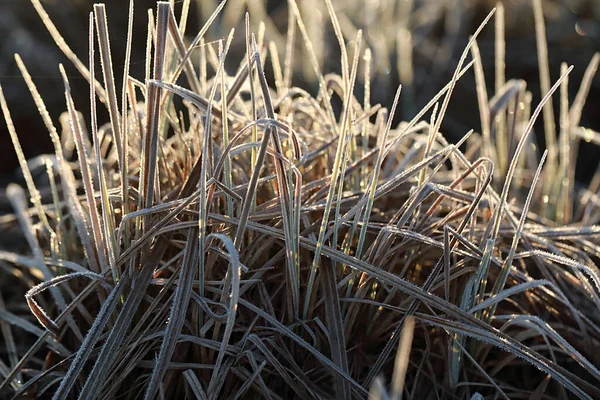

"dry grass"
[0, 0, 600, 399]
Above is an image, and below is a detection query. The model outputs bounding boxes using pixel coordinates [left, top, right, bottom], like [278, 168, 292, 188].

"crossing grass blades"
[1, 0, 600, 398]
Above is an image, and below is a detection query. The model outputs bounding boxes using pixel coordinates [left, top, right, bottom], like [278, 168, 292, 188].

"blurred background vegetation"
[0, 0, 598, 206]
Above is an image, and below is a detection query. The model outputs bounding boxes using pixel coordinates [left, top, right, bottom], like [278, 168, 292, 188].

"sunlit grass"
[0, 0, 599, 399]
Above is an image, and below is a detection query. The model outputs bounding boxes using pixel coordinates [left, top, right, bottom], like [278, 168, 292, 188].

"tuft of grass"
[1, 0, 600, 399]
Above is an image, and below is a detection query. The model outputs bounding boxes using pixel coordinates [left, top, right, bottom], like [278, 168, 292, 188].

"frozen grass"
[0, 0, 600, 399]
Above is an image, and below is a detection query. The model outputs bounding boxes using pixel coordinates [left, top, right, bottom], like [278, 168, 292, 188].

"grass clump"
[1, 0, 600, 399]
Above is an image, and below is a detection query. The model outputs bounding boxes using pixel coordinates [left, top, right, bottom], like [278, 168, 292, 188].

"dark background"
[0, 0, 598, 206]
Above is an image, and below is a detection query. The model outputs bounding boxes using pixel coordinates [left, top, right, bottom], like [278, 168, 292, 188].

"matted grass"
[0, 0, 599, 399]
